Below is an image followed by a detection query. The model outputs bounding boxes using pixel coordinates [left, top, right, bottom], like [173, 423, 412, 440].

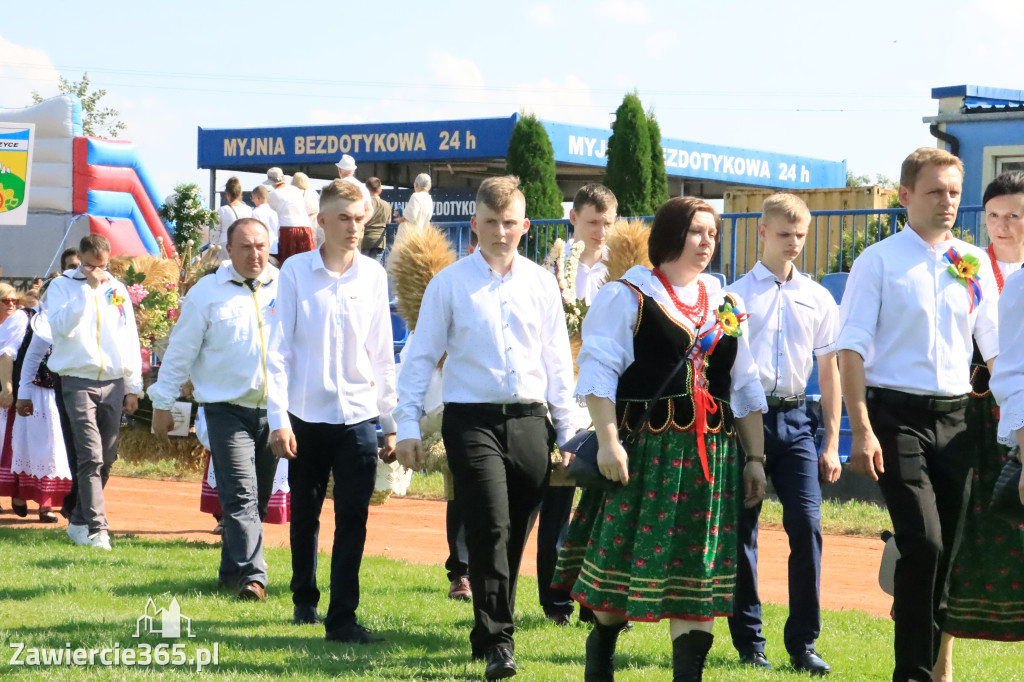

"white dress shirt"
[568, 241, 609, 306]
[726, 262, 838, 397]
[268, 184, 311, 228]
[574, 267, 767, 418]
[44, 270, 143, 395]
[394, 249, 577, 445]
[837, 227, 999, 396]
[990, 267, 1024, 445]
[147, 262, 278, 411]
[214, 203, 254, 246]
[252, 204, 280, 255]
[267, 248, 396, 433]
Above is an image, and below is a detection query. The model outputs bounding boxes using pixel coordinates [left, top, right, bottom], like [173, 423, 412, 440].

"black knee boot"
[584, 620, 629, 682]
[672, 630, 714, 682]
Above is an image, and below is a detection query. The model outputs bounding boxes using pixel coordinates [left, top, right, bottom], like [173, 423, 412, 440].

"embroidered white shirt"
[725, 261, 838, 397]
[573, 267, 767, 418]
[147, 262, 278, 411]
[837, 227, 998, 396]
[267, 249, 396, 432]
[394, 249, 577, 445]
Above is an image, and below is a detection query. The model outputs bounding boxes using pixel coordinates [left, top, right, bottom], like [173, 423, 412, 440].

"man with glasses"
[45, 234, 142, 550]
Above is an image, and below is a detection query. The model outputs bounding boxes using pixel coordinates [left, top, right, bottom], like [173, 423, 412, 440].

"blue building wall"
[941, 118, 1024, 206]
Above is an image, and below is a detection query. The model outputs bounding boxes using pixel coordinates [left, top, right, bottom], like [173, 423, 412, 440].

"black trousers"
[441, 404, 553, 655]
[288, 415, 378, 634]
[536, 484, 575, 616]
[868, 393, 972, 682]
[445, 498, 469, 582]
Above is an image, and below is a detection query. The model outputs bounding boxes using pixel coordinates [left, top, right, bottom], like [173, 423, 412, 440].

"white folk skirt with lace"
[1, 385, 72, 507]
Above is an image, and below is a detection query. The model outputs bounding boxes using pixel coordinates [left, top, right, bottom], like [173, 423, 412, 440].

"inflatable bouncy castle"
[0, 95, 174, 277]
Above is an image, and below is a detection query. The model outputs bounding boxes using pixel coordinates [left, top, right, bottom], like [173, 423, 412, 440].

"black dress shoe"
[325, 623, 385, 644]
[739, 651, 772, 669]
[293, 605, 321, 625]
[544, 612, 572, 626]
[791, 650, 831, 676]
[484, 645, 516, 680]
[12, 501, 28, 518]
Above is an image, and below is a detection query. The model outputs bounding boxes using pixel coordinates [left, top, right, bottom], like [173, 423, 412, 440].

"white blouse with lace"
[991, 266, 1024, 446]
[574, 266, 767, 418]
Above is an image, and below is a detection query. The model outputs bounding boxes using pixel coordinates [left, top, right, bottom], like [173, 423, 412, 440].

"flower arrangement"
[943, 247, 982, 312]
[543, 238, 589, 337]
[111, 259, 180, 343]
[158, 183, 219, 252]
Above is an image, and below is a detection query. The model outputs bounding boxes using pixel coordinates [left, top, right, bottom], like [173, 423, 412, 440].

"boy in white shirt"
[268, 179, 396, 643]
[251, 185, 280, 259]
[725, 194, 841, 675]
[45, 234, 142, 550]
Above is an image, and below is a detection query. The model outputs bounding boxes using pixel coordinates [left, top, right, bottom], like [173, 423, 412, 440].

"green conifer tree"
[647, 109, 670, 209]
[504, 113, 563, 219]
[604, 91, 652, 217]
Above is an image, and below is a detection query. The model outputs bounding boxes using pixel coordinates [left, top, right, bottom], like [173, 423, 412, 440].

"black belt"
[765, 394, 805, 410]
[445, 402, 547, 417]
[866, 387, 969, 414]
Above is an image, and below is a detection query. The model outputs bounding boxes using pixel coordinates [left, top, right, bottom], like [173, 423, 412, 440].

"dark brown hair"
[224, 176, 243, 202]
[647, 197, 721, 266]
[572, 183, 617, 214]
[80, 234, 111, 256]
[365, 177, 382, 193]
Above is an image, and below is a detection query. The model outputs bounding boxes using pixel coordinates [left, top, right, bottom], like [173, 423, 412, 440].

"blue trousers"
[728, 405, 823, 657]
[536, 485, 575, 616]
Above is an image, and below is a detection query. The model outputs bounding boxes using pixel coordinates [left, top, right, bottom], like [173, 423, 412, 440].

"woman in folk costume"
[0, 291, 72, 522]
[553, 197, 768, 682]
[195, 406, 291, 531]
[933, 172, 1024, 681]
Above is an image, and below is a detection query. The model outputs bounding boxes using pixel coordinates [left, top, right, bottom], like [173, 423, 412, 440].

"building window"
[997, 156, 1024, 174]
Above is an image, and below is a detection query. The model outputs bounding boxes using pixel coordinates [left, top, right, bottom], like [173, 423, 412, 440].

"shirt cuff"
[997, 390, 1024, 446]
[379, 413, 397, 434]
[555, 426, 575, 449]
[835, 330, 871, 359]
[396, 418, 422, 443]
[269, 409, 292, 432]
[147, 385, 177, 411]
[730, 382, 768, 419]
[975, 327, 999, 362]
[574, 360, 619, 406]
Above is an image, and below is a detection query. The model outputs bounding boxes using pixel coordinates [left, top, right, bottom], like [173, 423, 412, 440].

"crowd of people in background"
[1, 148, 1022, 682]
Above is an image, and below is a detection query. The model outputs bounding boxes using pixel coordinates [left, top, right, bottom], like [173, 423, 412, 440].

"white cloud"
[516, 74, 608, 127]
[595, 0, 651, 25]
[645, 30, 679, 59]
[0, 35, 61, 109]
[528, 4, 556, 27]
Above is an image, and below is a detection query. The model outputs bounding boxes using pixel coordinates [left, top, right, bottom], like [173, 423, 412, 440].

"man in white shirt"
[265, 167, 313, 263]
[569, 183, 615, 305]
[838, 148, 998, 682]
[251, 185, 280, 259]
[536, 183, 617, 627]
[268, 179, 397, 643]
[149, 218, 278, 602]
[46, 234, 142, 550]
[725, 194, 841, 676]
[396, 176, 576, 680]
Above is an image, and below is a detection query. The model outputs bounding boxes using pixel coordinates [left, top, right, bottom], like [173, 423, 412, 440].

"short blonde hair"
[761, 193, 810, 226]
[319, 178, 363, 211]
[476, 175, 525, 213]
[292, 172, 310, 190]
[900, 147, 964, 189]
[0, 283, 17, 302]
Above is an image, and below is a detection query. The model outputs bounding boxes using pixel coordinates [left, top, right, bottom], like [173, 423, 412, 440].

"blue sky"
[2, 0, 1021, 199]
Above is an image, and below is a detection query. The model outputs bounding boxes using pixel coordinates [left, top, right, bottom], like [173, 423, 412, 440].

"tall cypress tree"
[647, 109, 670, 209]
[604, 91, 652, 217]
[505, 113, 563, 219]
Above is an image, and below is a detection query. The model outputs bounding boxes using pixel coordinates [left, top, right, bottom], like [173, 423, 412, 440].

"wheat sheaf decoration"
[605, 218, 652, 283]
[386, 224, 457, 332]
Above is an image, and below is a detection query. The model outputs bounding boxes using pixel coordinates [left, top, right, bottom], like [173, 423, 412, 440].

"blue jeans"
[728, 405, 823, 657]
[204, 402, 276, 589]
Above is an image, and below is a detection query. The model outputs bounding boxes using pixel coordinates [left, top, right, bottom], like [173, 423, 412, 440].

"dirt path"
[2, 475, 892, 618]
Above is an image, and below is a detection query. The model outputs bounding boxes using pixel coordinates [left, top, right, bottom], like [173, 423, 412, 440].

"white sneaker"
[86, 530, 112, 550]
[67, 523, 90, 545]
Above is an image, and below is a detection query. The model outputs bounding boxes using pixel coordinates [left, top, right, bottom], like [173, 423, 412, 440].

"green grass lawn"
[1, 528, 1020, 681]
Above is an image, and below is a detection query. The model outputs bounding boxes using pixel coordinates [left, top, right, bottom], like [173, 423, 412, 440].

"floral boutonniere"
[698, 297, 749, 354]
[106, 288, 127, 321]
[942, 247, 982, 312]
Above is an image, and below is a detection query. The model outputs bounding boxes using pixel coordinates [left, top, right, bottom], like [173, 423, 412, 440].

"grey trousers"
[61, 376, 125, 533]
[204, 402, 277, 589]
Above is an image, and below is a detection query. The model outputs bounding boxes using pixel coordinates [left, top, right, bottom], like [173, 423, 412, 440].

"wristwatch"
[744, 454, 767, 464]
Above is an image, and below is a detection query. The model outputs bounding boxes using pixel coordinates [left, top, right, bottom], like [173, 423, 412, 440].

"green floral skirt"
[552, 425, 739, 622]
[944, 392, 1024, 641]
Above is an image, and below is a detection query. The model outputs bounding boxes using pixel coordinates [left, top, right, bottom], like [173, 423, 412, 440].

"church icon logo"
[133, 598, 196, 639]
